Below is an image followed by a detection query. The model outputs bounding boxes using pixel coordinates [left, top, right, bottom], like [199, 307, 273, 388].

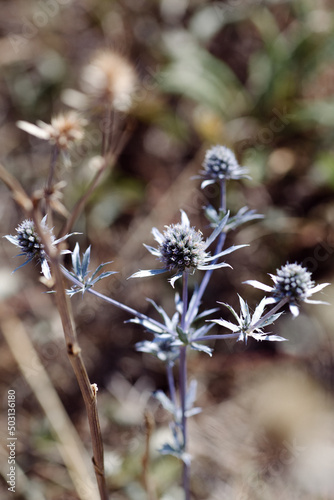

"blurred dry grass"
[1, 0, 334, 499]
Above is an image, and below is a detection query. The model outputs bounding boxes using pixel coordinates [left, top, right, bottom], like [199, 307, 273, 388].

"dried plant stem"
[0, 165, 109, 500]
[102, 106, 112, 156]
[59, 118, 134, 240]
[34, 212, 108, 499]
[0, 162, 33, 213]
[46, 252, 109, 500]
[44, 145, 60, 223]
[40, 243, 109, 498]
[102, 106, 120, 156]
[59, 154, 113, 239]
[46, 145, 59, 192]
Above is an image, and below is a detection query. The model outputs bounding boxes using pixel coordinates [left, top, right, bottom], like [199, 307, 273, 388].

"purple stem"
[251, 297, 289, 331]
[166, 362, 177, 408]
[180, 272, 190, 500]
[185, 180, 227, 330]
[195, 333, 240, 342]
[61, 267, 176, 336]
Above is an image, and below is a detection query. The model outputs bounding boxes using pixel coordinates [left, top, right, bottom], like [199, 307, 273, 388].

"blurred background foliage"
[1, 0, 334, 499]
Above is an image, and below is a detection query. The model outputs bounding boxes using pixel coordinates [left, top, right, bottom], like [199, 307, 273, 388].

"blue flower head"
[245, 262, 330, 317]
[129, 210, 248, 287]
[199, 145, 250, 188]
[5, 216, 72, 280]
[159, 221, 207, 273]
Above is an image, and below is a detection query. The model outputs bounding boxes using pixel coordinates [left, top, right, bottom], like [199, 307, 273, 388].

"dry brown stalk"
[59, 118, 134, 239]
[0, 163, 109, 500]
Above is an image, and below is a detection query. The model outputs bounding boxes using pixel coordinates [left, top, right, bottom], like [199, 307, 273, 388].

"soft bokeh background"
[1, 0, 334, 499]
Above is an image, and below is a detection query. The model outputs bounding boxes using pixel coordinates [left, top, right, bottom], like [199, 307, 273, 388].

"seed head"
[272, 263, 314, 301]
[48, 112, 86, 149]
[16, 111, 86, 152]
[80, 50, 137, 111]
[159, 224, 208, 273]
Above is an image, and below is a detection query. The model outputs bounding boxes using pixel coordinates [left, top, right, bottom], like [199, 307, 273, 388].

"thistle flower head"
[245, 262, 330, 317]
[4, 216, 73, 280]
[80, 50, 137, 111]
[199, 145, 249, 188]
[129, 210, 248, 287]
[159, 223, 207, 273]
[271, 263, 314, 302]
[15, 219, 47, 260]
[17, 111, 86, 151]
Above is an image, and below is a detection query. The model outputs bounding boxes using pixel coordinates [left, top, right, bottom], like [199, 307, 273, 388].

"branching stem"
[251, 297, 289, 331]
[61, 267, 176, 336]
[185, 179, 227, 329]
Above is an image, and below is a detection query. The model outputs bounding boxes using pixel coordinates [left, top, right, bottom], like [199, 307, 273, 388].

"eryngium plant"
[126, 145, 330, 500]
[3, 139, 331, 500]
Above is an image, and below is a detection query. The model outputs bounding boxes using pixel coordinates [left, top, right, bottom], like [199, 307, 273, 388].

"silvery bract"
[64, 242, 116, 296]
[211, 295, 285, 343]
